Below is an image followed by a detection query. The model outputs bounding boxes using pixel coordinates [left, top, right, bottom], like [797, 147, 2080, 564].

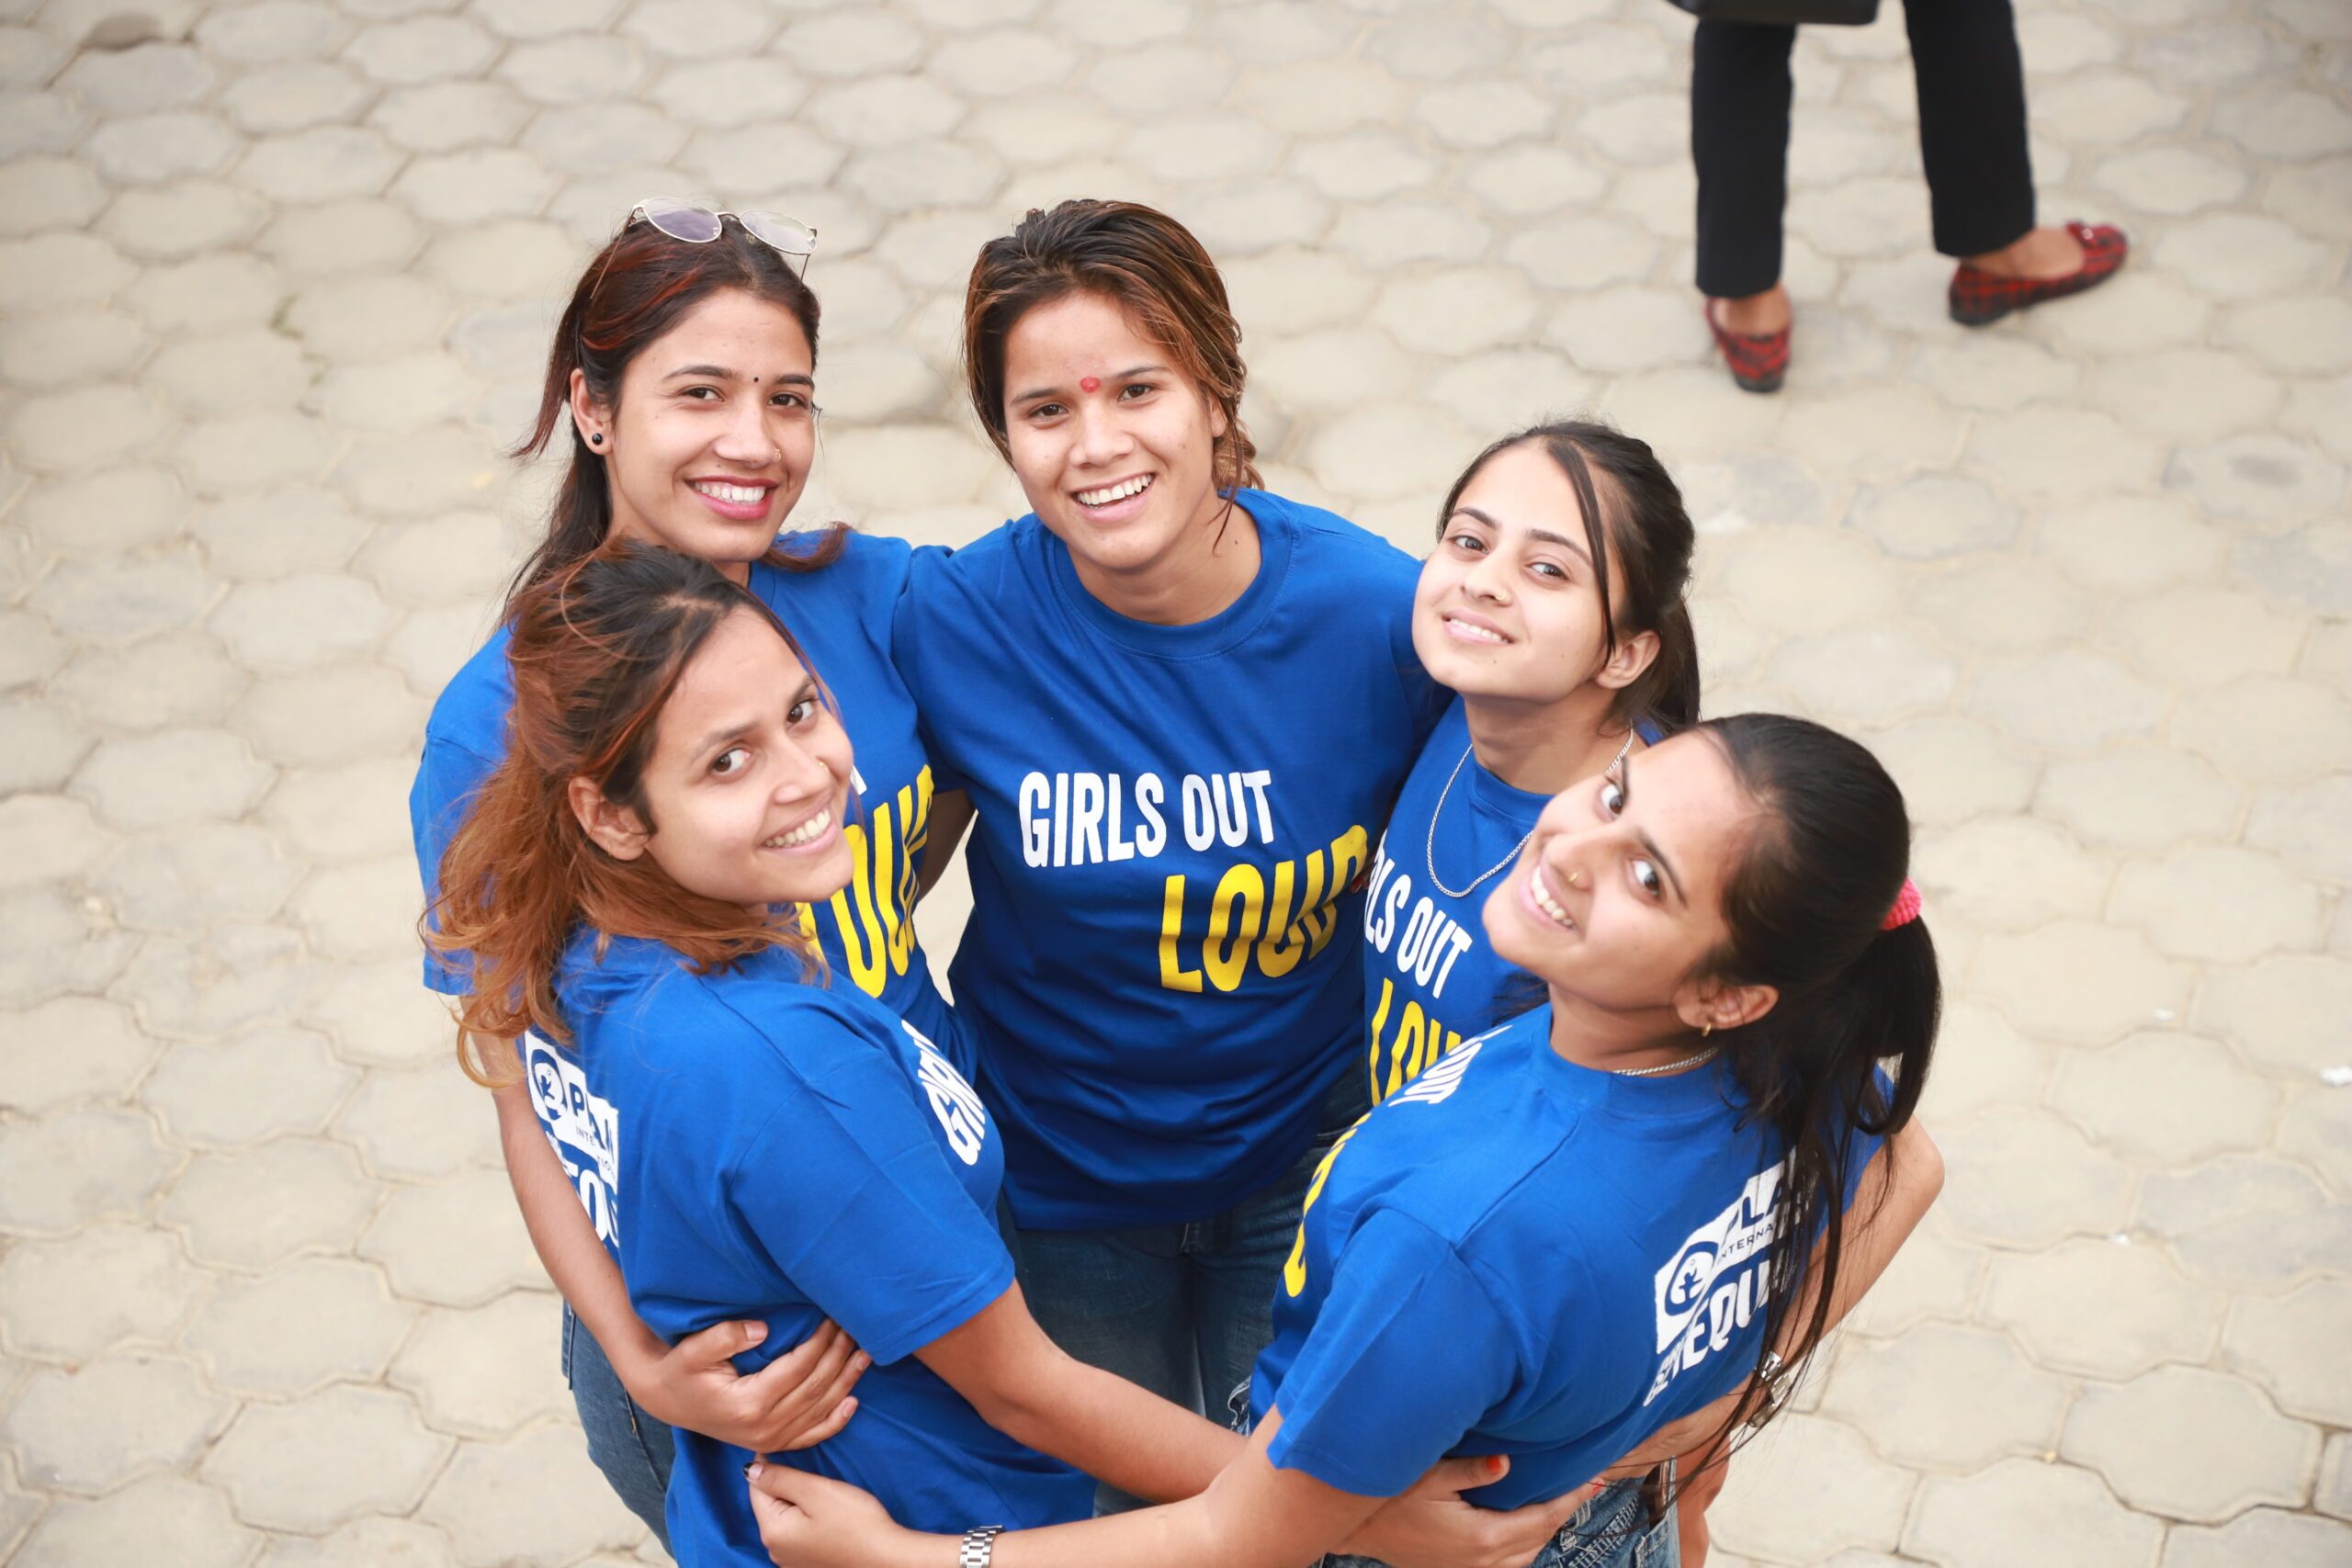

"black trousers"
[1692, 0, 2037, 299]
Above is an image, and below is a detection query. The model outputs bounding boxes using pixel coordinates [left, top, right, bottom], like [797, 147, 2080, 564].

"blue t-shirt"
[1363, 700, 1667, 1105]
[892, 491, 1447, 1228]
[408, 531, 970, 1082]
[1252, 1007, 1886, 1509]
[550, 931, 1092, 1560]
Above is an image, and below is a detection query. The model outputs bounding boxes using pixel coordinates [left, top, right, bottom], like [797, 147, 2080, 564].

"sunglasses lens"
[740, 211, 816, 255]
[639, 198, 721, 243]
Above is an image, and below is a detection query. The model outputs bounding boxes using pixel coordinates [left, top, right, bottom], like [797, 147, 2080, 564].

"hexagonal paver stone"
[1844, 1221, 1985, 1338]
[1, 1354, 230, 1494]
[0, 1224, 205, 1361]
[2246, 775, 2352, 884]
[307, 959, 464, 1069]
[184, 1257, 416, 1398]
[266, 758, 418, 865]
[2048, 1032, 2278, 1164]
[211, 575, 395, 671]
[2139, 1154, 2352, 1290]
[201, 1384, 452, 1534]
[288, 856, 435, 960]
[0, 995, 159, 1114]
[1705, 1413, 1917, 1565]
[2323, 1433, 2352, 1523]
[2196, 955, 2352, 1076]
[334, 1066, 502, 1180]
[0, 885, 137, 1010]
[2278, 1084, 2351, 1196]
[1912, 817, 2108, 932]
[1984, 1232, 2227, 1381]
[2061, 1364, 2316, 1522]
[1938, 1108, 2132, 1249]
[232, 661, 429, 768]
[1815, 1324, 2066, 1472]
[2035, 747, 2242, 853]
[2164, 1508, 2352, 1568]
[1972, 920, 2188, 1043]
[254, 1517, 465, 1568]
[0, 1105, 175, 1235]
[391, 1291, 569, 1437]
[361, 1168, 546, 1306]
[52, 632, 249, 733]
[30, 548, 219, 646]
[142, 1028, 359, 1148]
[13, 1474, 261, 1568]
[1967, 649, 2168, 752]
[1905, 1458, 2161, 1568]
[93, 822, 303, 933]
[420, 1426, 654, 1567]
[69, 728, 274, 832]
[2109, 847, 2324, 964]
[2174, 675, 2352, 784]
[1915, 1001, 2050, 1126]
[159, 1136, 378, 1269]
[110, 923, 330, 1044]
[2223, 1278, 2352, 1426]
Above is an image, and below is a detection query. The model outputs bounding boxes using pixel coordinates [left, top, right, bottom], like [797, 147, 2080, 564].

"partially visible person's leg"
[562, 1305, 676, 1552]
[1902, 0, 2036, 258]
[1692, 19, 1799, 309]
[1015, 1221, 1195, 1515]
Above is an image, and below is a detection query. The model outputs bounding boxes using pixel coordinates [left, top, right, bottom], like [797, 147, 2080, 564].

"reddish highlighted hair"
[427, 542, 824, 1084]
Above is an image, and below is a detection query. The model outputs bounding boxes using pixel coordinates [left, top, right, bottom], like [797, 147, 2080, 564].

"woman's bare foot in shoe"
[1711, 284, 1791, 335]
[1963, 226, 2086, 280]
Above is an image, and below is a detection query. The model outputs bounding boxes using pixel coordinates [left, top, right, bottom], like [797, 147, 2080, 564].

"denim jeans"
[1015, 1074, 1363, 1516]
[561, 1304, 676, 1551]
[1322, 1469, 1679, 1568]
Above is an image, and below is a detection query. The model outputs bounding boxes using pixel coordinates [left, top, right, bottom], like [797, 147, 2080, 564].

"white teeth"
[763, 808, 831, 849]
[1450, 618, 1506, 644]
[1530, 865, 1573, 927]
[694, 480, 768, 505]
[1076, 475, 1152, 506]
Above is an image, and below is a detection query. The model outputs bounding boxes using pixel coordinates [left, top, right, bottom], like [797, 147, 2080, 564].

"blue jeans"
[1322, 1467, 1679, 1568]
[562, 1304, 676, 1551]
[1015, 1076, 1363, 1516]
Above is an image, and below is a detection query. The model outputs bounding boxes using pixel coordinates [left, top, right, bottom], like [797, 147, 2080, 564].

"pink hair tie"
[1881, 878, 1922, 931]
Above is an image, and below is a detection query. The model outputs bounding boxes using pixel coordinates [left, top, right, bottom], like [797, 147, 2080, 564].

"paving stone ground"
[0, 0, 2346, 1564]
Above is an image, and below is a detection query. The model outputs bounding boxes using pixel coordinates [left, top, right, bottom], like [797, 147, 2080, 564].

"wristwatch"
[959, 1524, 1005, 1567]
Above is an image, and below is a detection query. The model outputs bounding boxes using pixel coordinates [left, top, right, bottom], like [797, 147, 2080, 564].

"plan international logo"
[1644, 1162, 1785, 1406]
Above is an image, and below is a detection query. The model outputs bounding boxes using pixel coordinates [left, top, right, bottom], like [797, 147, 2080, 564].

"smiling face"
[1415, 439, 1643, 705]
[1483, 731, 1759, 1021]
[999, 289, 1232, 594]
[623, 606, 854, 910]
[572, 288, 818, 579]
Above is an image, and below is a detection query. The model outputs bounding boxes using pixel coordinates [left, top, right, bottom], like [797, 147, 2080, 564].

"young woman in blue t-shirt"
[430, 543, 1598, 1568]
[744, 713, 1944, 1568]
[890, 201, 1448, 1490]
[1364, 421, 1700, 1111]
[406, 208, 967, 1544]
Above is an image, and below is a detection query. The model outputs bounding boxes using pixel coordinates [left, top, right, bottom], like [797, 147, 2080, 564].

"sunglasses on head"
[628, 198, 818, 277]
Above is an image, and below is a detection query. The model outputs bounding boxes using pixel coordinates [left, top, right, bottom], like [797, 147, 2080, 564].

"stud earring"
[589, 432, 604, 446]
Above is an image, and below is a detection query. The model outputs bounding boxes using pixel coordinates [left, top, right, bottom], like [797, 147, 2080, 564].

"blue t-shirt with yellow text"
[892, 491, 1446, 1229]
[552, 931, 1091, 1560]
[1253, 1007, 1885, 1508]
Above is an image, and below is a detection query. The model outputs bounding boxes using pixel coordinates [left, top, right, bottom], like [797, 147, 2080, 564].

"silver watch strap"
[959, 1524, 1005, 1568]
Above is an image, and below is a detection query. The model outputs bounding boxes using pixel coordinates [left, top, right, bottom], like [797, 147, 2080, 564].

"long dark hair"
[963, 198, 1261, 498]
[428, 542, 827, 1082]
[509, 214, 842, 604]
[1695, 712, 1938, 1452]
[1436, 420, 1700, 733]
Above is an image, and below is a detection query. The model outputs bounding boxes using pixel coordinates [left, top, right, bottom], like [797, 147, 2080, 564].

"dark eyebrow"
[690, 678, 818, 763]
[1447, 508, 1593, 565]
[1011, 363, 1169, 405]
[663, 366, 814, 387]
[1614, 752, 1687, 906]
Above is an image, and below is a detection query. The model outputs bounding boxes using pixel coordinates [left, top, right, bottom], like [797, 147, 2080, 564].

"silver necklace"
[1424, 730, 1635, 900]
[1611, 1046, 1719, 1078]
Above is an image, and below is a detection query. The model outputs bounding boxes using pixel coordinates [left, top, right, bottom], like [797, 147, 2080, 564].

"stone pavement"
[0, 0, 2346, 1562]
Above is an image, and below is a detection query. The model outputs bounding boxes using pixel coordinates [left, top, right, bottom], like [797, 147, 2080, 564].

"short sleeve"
[409, 734, 498, 996]
[723, 996, 1010, 1365]
[888, 545, 968, 795]
[1265, 1211, 1521, 1499]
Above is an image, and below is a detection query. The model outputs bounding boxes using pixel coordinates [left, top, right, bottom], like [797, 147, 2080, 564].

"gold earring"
[1702, 1021, 1714, 1038]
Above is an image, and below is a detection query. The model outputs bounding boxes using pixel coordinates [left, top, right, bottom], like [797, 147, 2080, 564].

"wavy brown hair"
[427, 542, 826, 1084]
[963, 198, 1261, 498]
[511, 211, 844, 606]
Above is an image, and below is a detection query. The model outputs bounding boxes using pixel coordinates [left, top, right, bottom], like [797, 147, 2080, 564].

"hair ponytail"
[427, 543, 828, 1083]
[1686, 714, 1940, 1455]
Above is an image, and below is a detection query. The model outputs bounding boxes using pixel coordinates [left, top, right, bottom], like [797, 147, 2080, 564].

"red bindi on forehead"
[1079, 376, 1100, 393]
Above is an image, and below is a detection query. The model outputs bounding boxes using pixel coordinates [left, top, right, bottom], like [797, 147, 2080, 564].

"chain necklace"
[1611, 1045, 1719, 1078]
[1425, 730, 1635, 901]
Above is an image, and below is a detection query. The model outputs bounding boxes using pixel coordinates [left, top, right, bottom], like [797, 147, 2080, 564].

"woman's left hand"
[746, 1461, 922, 1568]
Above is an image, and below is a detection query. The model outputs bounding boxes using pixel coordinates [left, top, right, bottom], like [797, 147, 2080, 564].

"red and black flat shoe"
[1704, 299, 1790, 394]
[1948, 220, 2129, 327]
